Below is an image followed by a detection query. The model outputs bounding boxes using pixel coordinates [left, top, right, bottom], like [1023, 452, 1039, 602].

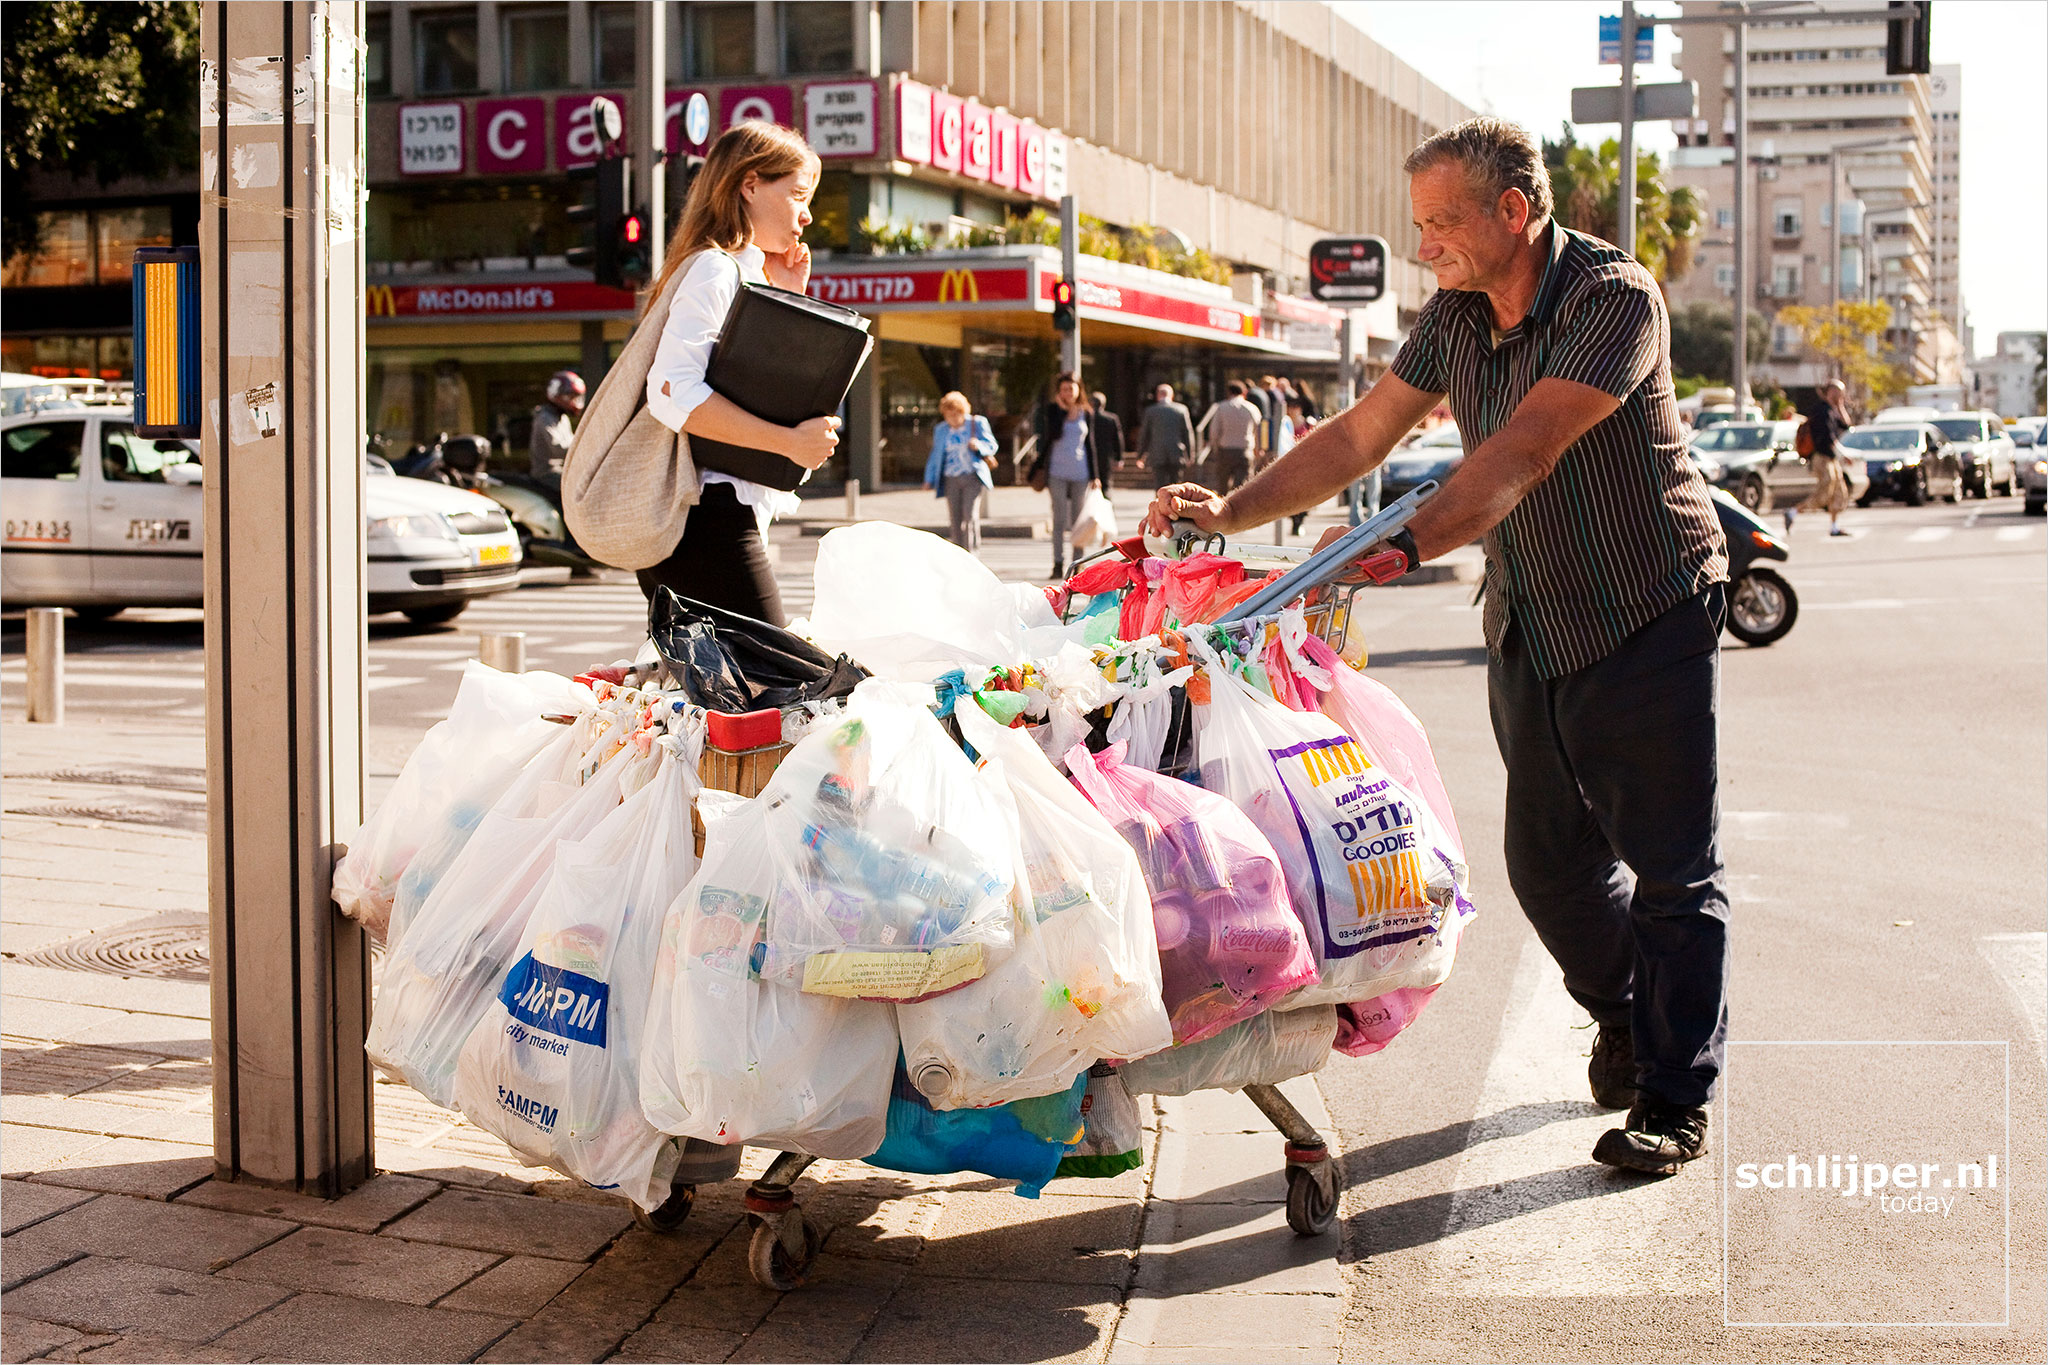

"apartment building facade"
[1663, 0, 1960, 393]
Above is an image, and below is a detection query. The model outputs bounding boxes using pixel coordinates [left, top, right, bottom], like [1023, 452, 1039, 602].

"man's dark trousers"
[1488, 585, 1730, 1107]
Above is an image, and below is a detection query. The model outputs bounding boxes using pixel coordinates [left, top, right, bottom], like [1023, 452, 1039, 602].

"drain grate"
[14, 916, 210, 982]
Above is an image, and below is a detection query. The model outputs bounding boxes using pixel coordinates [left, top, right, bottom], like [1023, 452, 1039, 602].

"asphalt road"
[3, 494, 2043, 1360]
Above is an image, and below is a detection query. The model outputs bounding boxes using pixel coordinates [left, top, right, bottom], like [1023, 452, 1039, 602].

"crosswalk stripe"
[1995, 527, 2035, 543]
[1905, 527, 1953, 543]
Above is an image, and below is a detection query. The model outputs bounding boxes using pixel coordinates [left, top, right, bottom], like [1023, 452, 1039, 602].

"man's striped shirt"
[1390, 223, 1728, 678]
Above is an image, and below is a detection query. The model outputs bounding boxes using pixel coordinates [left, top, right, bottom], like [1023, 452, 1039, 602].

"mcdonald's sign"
[936, 268, 980, 304]
[366, 285, 398, 317]
[361, 279, 637, 318]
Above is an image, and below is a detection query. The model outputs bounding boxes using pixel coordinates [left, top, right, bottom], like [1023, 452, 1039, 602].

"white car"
[1927, 410, 2018, 498]
[2, 408, 522, 624]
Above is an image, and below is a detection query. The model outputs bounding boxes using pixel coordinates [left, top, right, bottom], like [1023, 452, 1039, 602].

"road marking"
[1979, 933, 2046, 1069]
[1905, 527, 1953, 543]
[1804, 598, 1947, 611]
[1995, 527, 2035, 543]
[365, 675, 424, 692]
[1724, 811, 1849, 840]
[1427, 935, 1714, 1296]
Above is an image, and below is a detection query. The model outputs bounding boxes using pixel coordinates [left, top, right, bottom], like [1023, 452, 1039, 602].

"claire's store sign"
[364, 281, 637, 318]
[894, 80, 1065, 202]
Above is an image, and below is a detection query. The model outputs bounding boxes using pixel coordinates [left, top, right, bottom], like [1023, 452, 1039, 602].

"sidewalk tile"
[0, 1316, 82, 1364]
[79, 1058, 211, 1111]
[729, 1254, 907, 1364]
[27, 1136, 213, 1201]
[546, 1226, 721, 1323]
[1, 1257, 286, 1342]
[63, 1333, 260, 1362]
[1, 925, 76, 955]
[1, 1042, 160, 1100]
[1110, 1290, 1340, 1357]
[435, 1255, 583, 1317]
[850, 1273, 1119, 1364]
[218, 1227, 499, 1305]
[210, 1291, 515, 1363]
[803, 1186, 943, 1262]
[1, 1125, 109, 1177]
[916, 1190, 1141, 1287]
[366, 1143, 520, 1190]
[652, 1227, 781, 1334]
[472, 1305, 630, 1363]
[0, 1238, 81, 1292]
[1155, 1089, 1275, 1137]
[4, 1191, 292, 1274]
[1147, 1129, 1286, 1205]
[1042, 1122, 1160, 1203]
[0, 1180, 94, 1234]
[3, 1095, 213, 1146]
[611, 1322, 743, 1363]
[1130, 1203, 1342, 1298]
[382, 1187, 632, 1261]
[176, 1172, 439, 1233]
[0, 967, 207, 1021]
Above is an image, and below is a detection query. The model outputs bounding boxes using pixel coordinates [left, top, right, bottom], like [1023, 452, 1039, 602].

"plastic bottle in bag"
[1119, 1004, 1339, 1097]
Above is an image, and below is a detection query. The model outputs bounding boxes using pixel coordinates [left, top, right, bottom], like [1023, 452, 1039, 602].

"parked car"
[1688, 420, 1868, 512]
[1927, 411, 2017, 497]
[2014, 419, 2048, 516]
[1841, 423, 1964, 506]
[1872, 405, 1942, 426]
[2, 409, 523, 623]
[1, 374, 132, 418]
[1381, 423, 1463, 501]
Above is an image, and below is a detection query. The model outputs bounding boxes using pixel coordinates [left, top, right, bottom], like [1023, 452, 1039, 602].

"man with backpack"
[1787, 379, 1851, 536]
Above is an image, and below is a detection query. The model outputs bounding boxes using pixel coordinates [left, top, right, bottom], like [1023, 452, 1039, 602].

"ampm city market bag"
[562, 261, 701, 571]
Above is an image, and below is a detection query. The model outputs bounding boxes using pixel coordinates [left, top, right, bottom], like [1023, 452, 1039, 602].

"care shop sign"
[894, 79, 1064, 203]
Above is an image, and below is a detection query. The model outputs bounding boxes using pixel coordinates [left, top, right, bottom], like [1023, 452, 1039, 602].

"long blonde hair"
[648, 121, 820, 300]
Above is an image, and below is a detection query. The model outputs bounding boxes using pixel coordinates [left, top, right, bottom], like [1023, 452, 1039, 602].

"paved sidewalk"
[2, 718, 1348, 1363]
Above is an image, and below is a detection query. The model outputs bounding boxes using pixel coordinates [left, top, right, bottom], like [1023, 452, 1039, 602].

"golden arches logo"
[937, 268, 980, 303]
[365, 285, 398, 317]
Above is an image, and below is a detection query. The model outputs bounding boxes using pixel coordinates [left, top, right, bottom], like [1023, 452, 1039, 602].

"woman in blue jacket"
[923, 391, 998, 551]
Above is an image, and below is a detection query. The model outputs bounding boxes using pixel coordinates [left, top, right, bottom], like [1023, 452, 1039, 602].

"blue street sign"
[1598, 15, 1655, 64]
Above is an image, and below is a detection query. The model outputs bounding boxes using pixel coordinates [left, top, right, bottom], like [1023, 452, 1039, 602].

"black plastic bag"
[650, 588, 867, 713]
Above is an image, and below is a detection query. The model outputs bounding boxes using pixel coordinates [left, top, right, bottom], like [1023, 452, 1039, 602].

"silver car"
[1928, 411, 2018, 498]
[2011, 418, 2047, 515]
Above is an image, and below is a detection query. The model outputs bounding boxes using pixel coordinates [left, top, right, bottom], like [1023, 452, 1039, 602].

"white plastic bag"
[1057, 1065, 1145, 1179]
[336, 664, 593, 944]
[366, 710, 647, 1107]
[1119, 1005, 1338, 1097]
[755, 679, 1014, 1002]
[1192, 638, 1469, 1009]
[1069, 487, 1118, 553]
[809, 523, 1038, 683]
[896, 701, 1171, 1110]
[638, 790, 899, 1158]
[451, 732, 701, 1210]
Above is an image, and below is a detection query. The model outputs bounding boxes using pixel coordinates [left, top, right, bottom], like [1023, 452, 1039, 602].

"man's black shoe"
[1588, 1024, 1636, 1110]
[1592, 1099, 1710, 1175]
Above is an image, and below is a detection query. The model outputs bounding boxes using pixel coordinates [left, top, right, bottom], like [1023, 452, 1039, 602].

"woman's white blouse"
[644, 242, 802, 523]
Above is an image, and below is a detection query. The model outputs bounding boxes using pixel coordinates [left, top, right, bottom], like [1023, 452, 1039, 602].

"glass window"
[686, 3, 756, 79]
[1714, 208, 1735, 230]
[416, 11, 480, 94]
[592, 3, 636, 85]
[781, 1, 853, 74]
[504, 6, 569, 91]
[1932, 417, 1987, 441]
[101, 425, 200, 483]
[365, 12, 391, 97]
[2, 212, 93, 289]
[94, 207, 175, 286]
[2, 422, 85, 480]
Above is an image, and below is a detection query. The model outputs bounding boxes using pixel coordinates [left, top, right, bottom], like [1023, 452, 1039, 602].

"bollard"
[477, 631, 526, 674]
[25, 608, 64, 724]
[844, 478, 860, 521]
[1272, 518, 1286, 545]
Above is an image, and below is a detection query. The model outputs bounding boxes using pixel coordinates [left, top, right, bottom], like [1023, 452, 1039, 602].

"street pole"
[1059, 194, 1081, 379]
[1731, 11, 1750, 410]
[1618, 1, 1637, 256]
[635, 0, 666, 301]
[200, 0, 373, 1196]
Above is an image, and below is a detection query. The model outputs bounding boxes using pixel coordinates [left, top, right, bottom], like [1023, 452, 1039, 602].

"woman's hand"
[765, 240, 812, 293]
[781, 414, 840, 470]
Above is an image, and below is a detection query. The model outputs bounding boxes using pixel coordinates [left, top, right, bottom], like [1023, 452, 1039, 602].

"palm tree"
[1547, 133, 1703, 287]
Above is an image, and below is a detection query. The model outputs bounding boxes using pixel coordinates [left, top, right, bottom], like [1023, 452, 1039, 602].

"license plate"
[477, 543, 514, 565]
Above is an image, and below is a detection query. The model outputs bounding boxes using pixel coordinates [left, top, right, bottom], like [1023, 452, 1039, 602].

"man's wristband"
[1388, 527, 1420, 574]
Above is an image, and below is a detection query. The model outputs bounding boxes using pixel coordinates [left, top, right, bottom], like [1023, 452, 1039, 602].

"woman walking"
[1034, 372, 1105, 579]
[635, 122, 840, 624]
[923, 391, 998, 551]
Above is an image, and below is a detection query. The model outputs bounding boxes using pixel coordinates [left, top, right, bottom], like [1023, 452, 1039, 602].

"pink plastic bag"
[1299, 633, 1465, 861]
[1066, 742, 1318, 1045]
[1333, 986, 1440, 1057]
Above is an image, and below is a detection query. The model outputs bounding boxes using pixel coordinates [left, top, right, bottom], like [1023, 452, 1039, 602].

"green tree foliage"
[1780, 300, 1909, 412]
[1544, 124, 1703, 285]
[2, 2, 201, 255]
[1669, 300, 1769, 381]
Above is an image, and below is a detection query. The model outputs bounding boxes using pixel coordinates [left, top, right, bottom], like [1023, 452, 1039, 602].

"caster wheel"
[1284, 1162, 1339, 1236]
[633, 1183, 695, 1234]
[748, 1212, 823, 1290]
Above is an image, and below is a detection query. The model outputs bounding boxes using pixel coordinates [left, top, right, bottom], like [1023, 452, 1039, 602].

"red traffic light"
[1052, 280, 1074, 305]
[622, 214, 644, 245]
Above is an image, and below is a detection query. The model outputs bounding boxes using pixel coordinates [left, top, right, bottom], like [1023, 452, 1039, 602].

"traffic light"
[1885, 1, 1931, 76]
[617, 208, 651, 289]
[1051, 278, 1076, 333]
[566, 154, 631, 289]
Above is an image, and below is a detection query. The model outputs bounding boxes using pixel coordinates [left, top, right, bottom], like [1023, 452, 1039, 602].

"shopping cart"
[616, 484, 1440, 1288]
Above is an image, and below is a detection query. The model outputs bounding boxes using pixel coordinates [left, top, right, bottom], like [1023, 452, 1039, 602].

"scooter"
[1714, 487, 1798, 646]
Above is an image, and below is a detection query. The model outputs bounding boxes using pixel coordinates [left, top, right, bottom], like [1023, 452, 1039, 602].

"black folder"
[690, 283, 875, 492]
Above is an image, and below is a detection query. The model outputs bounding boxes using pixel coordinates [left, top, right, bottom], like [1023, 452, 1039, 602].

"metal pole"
[1830, 149, 1841, 317]
[844, 478, 860, 520]
[25, 608, 63, 724]
[201, 0, 372, 1197]
[1618, 1, 1638, 256]
[635, 0, 667, 296]
[1341, 313, 1363, 526]
[1059, 193, 1081, 379]
[1731, 10, 1750, 409]
[477, 632, 526, 674]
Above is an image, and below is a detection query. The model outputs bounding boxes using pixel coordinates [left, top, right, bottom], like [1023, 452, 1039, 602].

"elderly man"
[1136, 383, 1196, 488]
[1147, 117, 1730, 1175]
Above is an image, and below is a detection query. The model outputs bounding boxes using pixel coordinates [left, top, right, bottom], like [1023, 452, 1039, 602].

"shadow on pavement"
[1365, 644, 1490, 669]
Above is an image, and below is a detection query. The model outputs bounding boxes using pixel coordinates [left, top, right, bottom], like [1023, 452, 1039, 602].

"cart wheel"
[633, 1182, 695, 1234]
[1285, 1163, 1339, 1237]
[748, 1212, 823, 1290]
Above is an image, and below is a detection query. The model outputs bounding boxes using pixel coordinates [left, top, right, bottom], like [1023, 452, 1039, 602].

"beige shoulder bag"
[561, 256, 705, 571]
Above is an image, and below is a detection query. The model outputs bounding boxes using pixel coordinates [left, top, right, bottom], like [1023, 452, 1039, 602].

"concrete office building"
[1664, 0, 1960, 392]
[355, 0, 1473, 484]
[1928, 63, 1962, 348]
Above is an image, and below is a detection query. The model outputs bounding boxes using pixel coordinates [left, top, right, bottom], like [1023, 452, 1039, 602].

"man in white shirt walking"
[1201, 381, 1263, 492]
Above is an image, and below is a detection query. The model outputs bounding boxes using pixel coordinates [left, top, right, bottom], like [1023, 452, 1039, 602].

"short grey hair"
[1403, 117, 1554, 223]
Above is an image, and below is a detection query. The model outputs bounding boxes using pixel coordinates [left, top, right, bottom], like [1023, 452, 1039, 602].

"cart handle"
[1213, 481, 1439, 625]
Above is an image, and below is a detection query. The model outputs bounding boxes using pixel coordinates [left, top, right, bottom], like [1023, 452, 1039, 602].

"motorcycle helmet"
[546, 370, 587, 414]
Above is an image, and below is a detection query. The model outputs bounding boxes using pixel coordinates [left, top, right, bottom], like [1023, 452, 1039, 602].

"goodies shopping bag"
[336, 663, 594, 945]
[1066, 743, 1317, 1045]
[451, 732, 702, 1211]
[367, 709, 648, 1107]
[755, 679, 1015, 1002]
[639, 790, 899, 1159]
[866, 1061, 1088, 1199]
[1298, 633, 1464, 860]
[895, 701, 1172, 1111]
[1120, 1004, 1339, 1097]
[1192, 636, 1471, 1009]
